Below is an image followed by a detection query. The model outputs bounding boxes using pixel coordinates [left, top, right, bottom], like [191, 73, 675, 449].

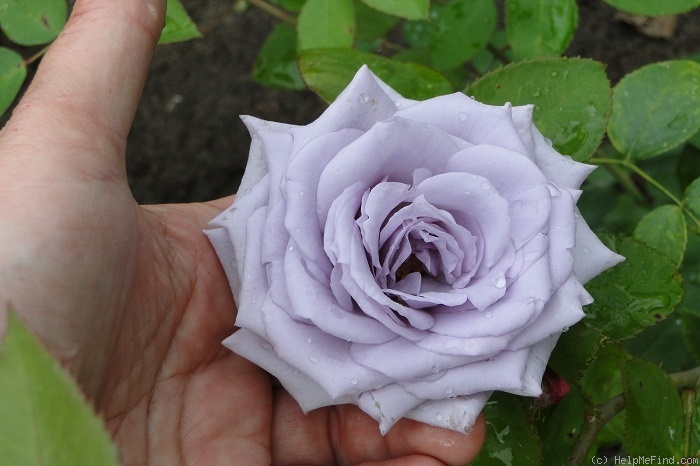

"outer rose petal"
[207, 66, 624, 437]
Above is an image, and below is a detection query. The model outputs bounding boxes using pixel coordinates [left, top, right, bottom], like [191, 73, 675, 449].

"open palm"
[0, 1, 485, 464]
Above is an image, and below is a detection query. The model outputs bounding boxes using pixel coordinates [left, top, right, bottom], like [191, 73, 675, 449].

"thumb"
[1, 0, 165, 160]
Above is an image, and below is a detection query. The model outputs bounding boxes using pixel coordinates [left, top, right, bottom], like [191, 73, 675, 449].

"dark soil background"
[125, 0, 699, 204]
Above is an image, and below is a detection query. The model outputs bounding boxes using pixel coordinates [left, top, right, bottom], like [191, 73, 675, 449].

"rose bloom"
[206, 66, 623, 434]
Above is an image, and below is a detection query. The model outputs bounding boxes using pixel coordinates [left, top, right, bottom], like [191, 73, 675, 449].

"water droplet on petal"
[458, 112, 468, 121]
[351, 378, 358, 385]
[431, 365, 441, 374]
[445, 386, 453, 396]
[494, 276, 506, 288]
[298, 190, 304, 196]
[436, 413, 445, 422]
[288, 245, 295, 251]
[309, 355, 319, 364]
[359, 93, 370, 104]
[484, 311, 493, 319]
[562, 326, 570, 332]
[305, 337, 312, 344]
[481, 181, 491, 190]
[243, 188, 252, 195]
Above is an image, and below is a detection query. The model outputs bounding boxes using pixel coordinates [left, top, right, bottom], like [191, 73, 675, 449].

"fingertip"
[386, 412, 487, 466]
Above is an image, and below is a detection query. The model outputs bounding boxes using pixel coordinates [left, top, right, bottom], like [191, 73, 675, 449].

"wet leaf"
[585, 236, 683, 341]
[467, 57, 611, 161]
[633, 205, 687, 267]
[622, 358, 684, 458]
[506, 0, 578, 60]
[608, 60, 700, 160]
[297, 0, 354, 51]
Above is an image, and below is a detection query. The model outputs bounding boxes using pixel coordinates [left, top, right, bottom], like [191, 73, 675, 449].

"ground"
[35, 1, 700, 204]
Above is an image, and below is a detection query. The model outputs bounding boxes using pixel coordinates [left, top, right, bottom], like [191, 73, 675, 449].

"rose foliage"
[206, 66, 623, 434]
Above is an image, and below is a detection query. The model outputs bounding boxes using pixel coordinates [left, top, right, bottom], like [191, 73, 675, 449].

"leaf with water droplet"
[608, 60, 700, 160]
[470, 393, 541, 466]
[622, 358, 684, 458]
[506, 0, 578, 60]
[633, 205, 687, 268]
[585, 236, 682, 341]
[467, 57, 611, 161]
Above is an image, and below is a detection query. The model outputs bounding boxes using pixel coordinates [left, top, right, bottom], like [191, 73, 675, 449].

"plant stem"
[589, 157, 700, 229]
[24, 45, 50, 66]
[566, 364, 700, 465]
[246, 0, 297, 25]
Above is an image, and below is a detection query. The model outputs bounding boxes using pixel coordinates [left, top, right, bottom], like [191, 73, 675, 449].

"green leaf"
[297, 0, 354, 51]
[680, 307, 700, 362]
[354, 0, 399, 42]
[252, 23, 304, 90]
[505, 0, 578, 60]
[430, 0, 497, 71]
[467, 58, 611, 162]
[0, 311, 120, 465]
[608, 60, 700, 160]
[685, 177, 700, 219]
[624, 316, 699, 373]
[580, 344, 629, 444]
[585, 236, 683, 341]
[540, 388, 585, 466]
[548, 323, 606, 385]
[471, 393, 542, 466]
[360, 0, 428, 20]
[298, 48, 454, 101]
[0, 47, 26, 116]
[159, 0, 201, 44]
[633, 205, 687, 267]
[622, 358, 684, 458]
[603, 0, 700, 16]
[0, 0, 67, 45]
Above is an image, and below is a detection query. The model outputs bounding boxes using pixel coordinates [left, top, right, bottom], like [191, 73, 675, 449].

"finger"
[2, 0, 165, 156]
[271, 390, 486, 466]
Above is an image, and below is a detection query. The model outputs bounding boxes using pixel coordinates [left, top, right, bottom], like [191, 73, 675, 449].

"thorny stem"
[589, 156, 700, 230]
[567, 365, 700, 465]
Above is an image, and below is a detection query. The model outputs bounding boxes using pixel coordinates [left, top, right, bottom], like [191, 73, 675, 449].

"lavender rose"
[205, 66, 623, 434]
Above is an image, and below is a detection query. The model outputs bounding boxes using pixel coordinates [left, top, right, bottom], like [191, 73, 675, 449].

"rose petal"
[395, 95, 530, 155]
[530, 124, 596, 189]
[358, 384, 424, 435]
[261, 296, 392, 398]
[572, 214, 626, 284]
[546, 184, 578, 289]
[405, 393, 490, 434]
[316, 117, 463, 226]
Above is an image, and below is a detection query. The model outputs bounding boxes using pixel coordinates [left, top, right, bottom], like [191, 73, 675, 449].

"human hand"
[0, 0, 485, 464]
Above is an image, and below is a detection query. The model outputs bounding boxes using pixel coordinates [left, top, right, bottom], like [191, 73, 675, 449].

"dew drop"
[305, 337, 312, 344]
[494, 276, 506, 288]
[298, 190, 304, 196]
[484, 311, 493, 319]
[481, 181, 491, 190]
[458, 112, 468, 121]
[445, 386, 453, 396]
[351, 378, 358, 385]
[551, 71, 558, 77]
[262, 343, 273, 351]
[243, 188, 252, 195]
[309, 355, 319, 364]
[562, 326, 570, 332]
[436, 413, 445, 422]
[431, 365, 441, 374]
[288, 245, 295, 251]
[358, 93, 370, 104]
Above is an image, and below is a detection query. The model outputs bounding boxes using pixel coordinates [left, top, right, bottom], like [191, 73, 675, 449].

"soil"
[20, 1, 700, 204]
